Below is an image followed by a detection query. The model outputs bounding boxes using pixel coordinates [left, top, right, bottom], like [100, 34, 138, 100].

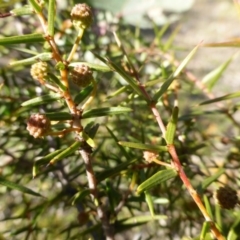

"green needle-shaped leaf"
[47, 73, 67, 91]
[0, 33, 45, 45]
[106, 86, 129, 99]
[202, 55, 236, 91]
[21, 93, 62, 107]
[227, 214, 240, 240]
[153, 44, 199, 102]
[114, 215, 167, 233]
[48, 0, 56, 36]
[199, 91, 240, 105]
[82, 107, 132, 119]
[49, 141, 82, 165]
[81, 131, 95, 148]
[203, 195, 213, 220]
[145, 191, 155, 217]
[106, 126, 130, 160]
[69, 62, 111, 72]
[45, 112, 72, 121]
[94, 53, 148, 101]
[71, 189, 91, 205]
[96, 158, 137, 183]
[28, 0, 42, 13]
[33, 149, 64, 177]
[85, 122, 99, 138]
[0, 177, 43, 197]
[11, 5, 34, 16]
[173, 44, 199, 78]
[203, 40, 240, 47]
[74, 85, 93, 105]
[10, 52, 52, 67]
[200, 221, 211, 240]
[137, 169, 177, 194]
[119, 141, 168, 152]
[165, 106, 179, 144]
[200, 168, 225, 191]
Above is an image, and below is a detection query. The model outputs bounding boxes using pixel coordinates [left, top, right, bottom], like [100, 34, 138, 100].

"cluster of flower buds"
[70, 64, 93, 87]
[71, 3, 93, 29]
[30, 61, 48, 82]
[27, 114, 51, 138]
[215, 186, 239, 210]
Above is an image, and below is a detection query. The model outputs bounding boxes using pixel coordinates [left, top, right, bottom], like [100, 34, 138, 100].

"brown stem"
[148, 101, 225, 239]
[79, 148, 115, 240]
[168, 144, 225, 240]
[0, 12, 12, 18]
[150, 103, 166, 136]
[35, 9, 113, 239]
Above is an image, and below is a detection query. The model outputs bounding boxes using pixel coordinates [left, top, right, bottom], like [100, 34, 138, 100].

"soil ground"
[176, 0, 240, 94]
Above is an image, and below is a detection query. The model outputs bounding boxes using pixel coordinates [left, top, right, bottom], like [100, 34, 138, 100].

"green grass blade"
[118, 141, 168, 152]
[0, 177, 43, 197]
[0, 33, 45, 45]
[47, 0, 55, 36]
[137, 169, 177, 194]
[82, 107, 132, 119]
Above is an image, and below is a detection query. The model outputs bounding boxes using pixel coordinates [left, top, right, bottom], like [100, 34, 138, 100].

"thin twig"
[34, 8, 114, 239]
[79, 148, 115, 240]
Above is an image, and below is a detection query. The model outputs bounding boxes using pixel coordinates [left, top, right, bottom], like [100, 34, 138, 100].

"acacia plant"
[1, 0, 240, 239]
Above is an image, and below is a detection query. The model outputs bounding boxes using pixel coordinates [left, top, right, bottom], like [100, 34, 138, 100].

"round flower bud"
[71, 3, 93, 29]
[143, 151, 158, 163]
[27, 114, 51, 138]
[215, 186, 238, 210]
[30, 62, 48, 82]
[70, 64, 93, 87]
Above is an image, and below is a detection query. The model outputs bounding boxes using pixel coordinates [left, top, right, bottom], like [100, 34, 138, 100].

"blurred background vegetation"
[1, 0, 240, 239]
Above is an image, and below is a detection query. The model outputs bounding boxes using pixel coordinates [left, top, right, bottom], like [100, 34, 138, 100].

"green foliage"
[1, 1, 240, 239]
